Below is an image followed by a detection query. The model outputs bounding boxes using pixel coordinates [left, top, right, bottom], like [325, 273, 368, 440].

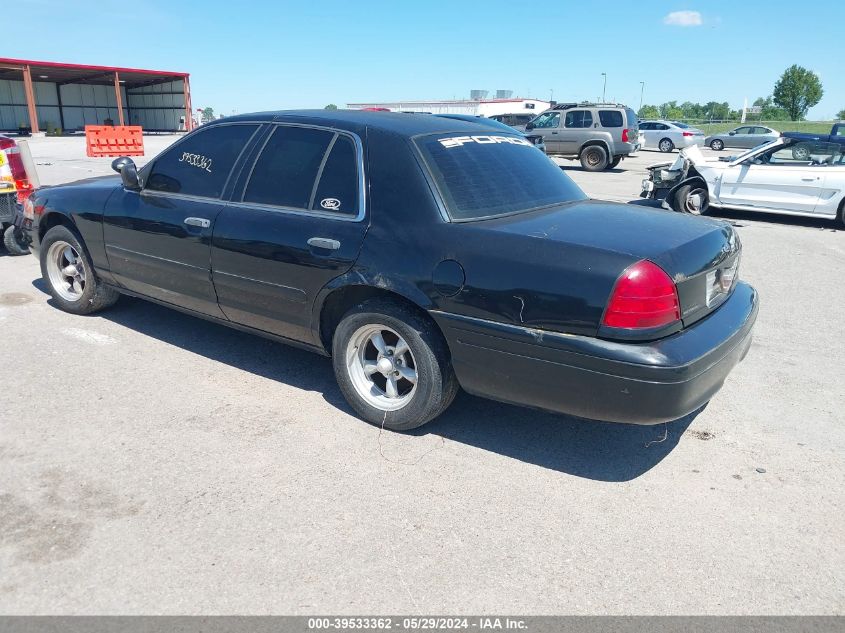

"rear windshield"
[671, 121, 691, 129]
[415, 133, 587, 221]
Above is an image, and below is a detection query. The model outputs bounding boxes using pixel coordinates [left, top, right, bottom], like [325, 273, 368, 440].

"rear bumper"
[676, 136, 706, 149]
[431, 282, 758, 425]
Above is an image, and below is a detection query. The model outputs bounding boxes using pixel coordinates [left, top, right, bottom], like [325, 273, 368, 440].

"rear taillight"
[682, 131, 694, 137]
[621, 128, 629, 143]
[602, 260, 680, 329]
[22, 196, 44, 220]
[0, 138, 34, 203]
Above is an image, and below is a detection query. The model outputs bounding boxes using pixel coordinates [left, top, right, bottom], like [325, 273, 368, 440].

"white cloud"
[663, 10, 703, 26]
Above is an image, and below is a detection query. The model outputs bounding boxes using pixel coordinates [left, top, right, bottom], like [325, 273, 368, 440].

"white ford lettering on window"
[320, 198, 341, 210]
[438, 135, 533, 149]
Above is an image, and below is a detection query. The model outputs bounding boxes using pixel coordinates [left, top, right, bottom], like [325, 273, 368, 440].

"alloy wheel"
[46, 240, 86, 301]
[345, 324, 418, 411]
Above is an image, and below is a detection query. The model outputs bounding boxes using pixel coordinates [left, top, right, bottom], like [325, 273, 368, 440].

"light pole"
[601, 73, 607, 103]
[639, 81, 645, 114]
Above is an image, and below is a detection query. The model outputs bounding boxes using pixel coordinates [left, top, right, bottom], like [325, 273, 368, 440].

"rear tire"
[3, 225, 30, 256]
[608, 156, 622, 169]
[710, 139, 724, 151]
[40, 225, 120, 315]
[658, 138, 675, 153]
[580, 145, 608, 171]
[332, 299, 459, 431]
[672, 183, 710, 215]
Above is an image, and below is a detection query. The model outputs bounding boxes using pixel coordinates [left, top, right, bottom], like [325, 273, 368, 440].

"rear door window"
[312, 135, 359, 214]
[598, 110, 623, 127]
[415, 133, 586, 221]
[146, 124, 259, 198]
[243, 126, 334, 209]
[565, 110, 593, 128]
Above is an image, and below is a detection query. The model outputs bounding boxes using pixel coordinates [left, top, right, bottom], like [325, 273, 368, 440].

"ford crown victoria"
[23, 110, 757, 430]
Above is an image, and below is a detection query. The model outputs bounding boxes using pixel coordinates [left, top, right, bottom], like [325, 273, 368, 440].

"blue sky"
[6, 0, 844, 118]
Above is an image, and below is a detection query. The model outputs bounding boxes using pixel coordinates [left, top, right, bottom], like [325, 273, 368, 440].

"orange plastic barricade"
[85, 125, 144, 158]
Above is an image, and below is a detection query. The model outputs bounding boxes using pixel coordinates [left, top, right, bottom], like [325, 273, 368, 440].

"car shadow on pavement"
[558, 165, 626, 174]
[625, 200, 841, 231]
[414, 393, 698, 482]
[32, 284, 697, 482]
[706, 208, 840, 230]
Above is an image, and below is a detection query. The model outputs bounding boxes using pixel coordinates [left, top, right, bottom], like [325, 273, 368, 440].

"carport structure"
[0, 58, 193, 134]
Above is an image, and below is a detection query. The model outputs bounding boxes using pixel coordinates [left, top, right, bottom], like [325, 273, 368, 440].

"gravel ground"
[0, 135, 843, 614]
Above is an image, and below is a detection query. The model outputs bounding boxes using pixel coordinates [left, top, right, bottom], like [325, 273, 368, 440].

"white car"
[641, 137, 845, 223]
[639, 120, 706, 152]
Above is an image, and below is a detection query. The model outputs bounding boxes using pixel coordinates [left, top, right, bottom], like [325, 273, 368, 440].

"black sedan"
[22, 110, 757, 431]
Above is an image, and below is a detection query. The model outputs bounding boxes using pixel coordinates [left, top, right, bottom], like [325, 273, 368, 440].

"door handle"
[307, 237, 341, 250]
[551, 131, 558, 134]
[801, 177, 818, 181]
[184, 217, 211, 228]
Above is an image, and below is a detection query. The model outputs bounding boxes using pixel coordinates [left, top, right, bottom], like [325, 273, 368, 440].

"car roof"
[205, 109, 518, 137]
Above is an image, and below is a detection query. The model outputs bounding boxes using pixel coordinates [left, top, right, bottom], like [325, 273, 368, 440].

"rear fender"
[580, 137, 612, 157]
[309, 268, 434, 348]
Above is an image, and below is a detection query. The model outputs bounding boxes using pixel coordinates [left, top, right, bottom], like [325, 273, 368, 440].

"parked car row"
[20, 109, 757, 431]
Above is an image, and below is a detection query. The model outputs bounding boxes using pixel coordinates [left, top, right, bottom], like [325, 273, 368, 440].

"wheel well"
[318, 285, 444, 354]
[580, 140, 610, 155]
[669, 176, 708, 198]
[39, 212, 76, 241]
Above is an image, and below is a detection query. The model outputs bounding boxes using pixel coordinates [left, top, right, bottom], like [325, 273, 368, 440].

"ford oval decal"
[321, 198, 341, 210]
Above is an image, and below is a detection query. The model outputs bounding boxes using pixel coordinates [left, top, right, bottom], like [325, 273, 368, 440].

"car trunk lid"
[481, 200, 742, 331]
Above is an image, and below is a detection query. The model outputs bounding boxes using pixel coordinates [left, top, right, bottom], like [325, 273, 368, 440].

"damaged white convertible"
[641, 137, 845, 225]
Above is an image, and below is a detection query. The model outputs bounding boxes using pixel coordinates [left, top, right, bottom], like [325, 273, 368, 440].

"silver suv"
[526, 103, 640, 171]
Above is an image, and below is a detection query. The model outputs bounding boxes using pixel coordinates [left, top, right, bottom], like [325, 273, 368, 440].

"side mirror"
[728, 131, 736, 136]
[525, 122, 535, 131]
[112, 157, 140, 190]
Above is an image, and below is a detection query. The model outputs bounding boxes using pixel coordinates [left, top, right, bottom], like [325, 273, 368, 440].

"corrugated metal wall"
[59, 83, 127, 130]
[127, 80, 186, 131]
[0, 78, 185, 132]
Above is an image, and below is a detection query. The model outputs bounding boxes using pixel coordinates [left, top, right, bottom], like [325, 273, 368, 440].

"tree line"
[639, 65, 841, 122]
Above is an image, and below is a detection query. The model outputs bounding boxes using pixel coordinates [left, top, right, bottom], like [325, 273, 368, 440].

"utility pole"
[601, 73, 607, 103]
[639, 81, 645, 113]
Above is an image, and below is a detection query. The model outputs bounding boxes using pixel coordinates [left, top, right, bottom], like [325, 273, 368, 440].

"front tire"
[710, 139, 724, 151]
[3, 225, 30, 255]
[792, 144, 810, 160]
[580, 145, 608, 171]
[40, 225, 120, 315]
[332, 299, 458, 431]
[672, 183, 710, 215]
[658, 138, 675, 153]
